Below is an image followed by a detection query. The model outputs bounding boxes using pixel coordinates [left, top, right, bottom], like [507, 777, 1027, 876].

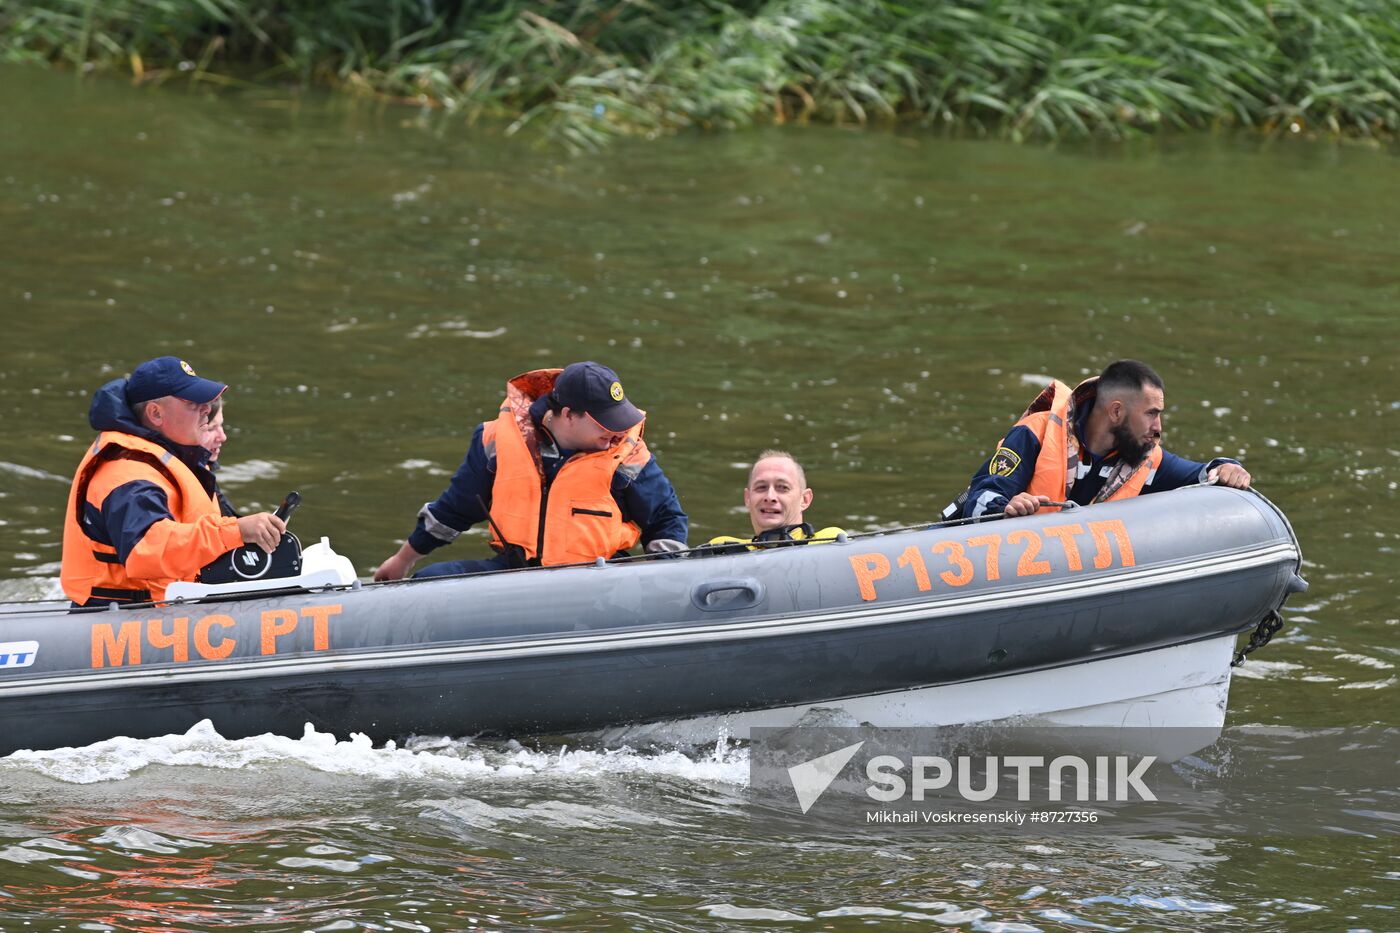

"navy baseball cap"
[552, 361, 643, 433]
[126, 356, 227, 406]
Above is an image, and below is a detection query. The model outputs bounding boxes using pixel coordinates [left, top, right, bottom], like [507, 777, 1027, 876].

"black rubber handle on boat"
[691, 578, 766, 612]
[274, 491, 301, 524]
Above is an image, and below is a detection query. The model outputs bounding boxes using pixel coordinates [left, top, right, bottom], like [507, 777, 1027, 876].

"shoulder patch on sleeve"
[989, 447, 1022, 477]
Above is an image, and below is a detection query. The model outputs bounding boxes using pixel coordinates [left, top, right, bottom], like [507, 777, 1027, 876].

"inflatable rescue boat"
[0, 485, 1305, 756]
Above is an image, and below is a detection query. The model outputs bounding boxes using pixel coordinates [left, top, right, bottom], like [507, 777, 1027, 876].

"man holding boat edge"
[948, 359, 1251, 520]
[60, 357, 284, 607]
[373, 362, 687, 580]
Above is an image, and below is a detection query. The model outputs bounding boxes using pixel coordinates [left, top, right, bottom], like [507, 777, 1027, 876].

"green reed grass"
[3, 0, 1397, 148]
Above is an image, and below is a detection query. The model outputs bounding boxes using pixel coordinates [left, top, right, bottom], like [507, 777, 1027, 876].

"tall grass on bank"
[3, 0, 1397, 149]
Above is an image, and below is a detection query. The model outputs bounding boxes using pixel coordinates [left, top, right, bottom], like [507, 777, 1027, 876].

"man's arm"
[616, 457, 688, 551]
[375, 424, 493, 581]
[92, 477, 254, 583]
[1146, 451, 1251, 492]
[960, 425, 1044, 518]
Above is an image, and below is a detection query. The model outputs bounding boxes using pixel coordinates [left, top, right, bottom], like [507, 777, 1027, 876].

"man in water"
[374, 361, 687, 579]
[951, 359, 1251, 520]
[61, 357, 284, 606]
[707, 450, 845, 549]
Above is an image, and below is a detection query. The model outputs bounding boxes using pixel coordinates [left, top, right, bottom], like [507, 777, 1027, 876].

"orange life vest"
[483, 369, 650, 567]
[1012, 378, 1163, 511]
[61, 431, 243, 605]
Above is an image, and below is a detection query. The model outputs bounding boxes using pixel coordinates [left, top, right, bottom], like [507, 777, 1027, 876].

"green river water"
[0, 64, 1396, 931]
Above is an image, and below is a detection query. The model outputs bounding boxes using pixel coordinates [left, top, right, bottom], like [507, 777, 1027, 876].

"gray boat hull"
[0, 486, 1304, 755]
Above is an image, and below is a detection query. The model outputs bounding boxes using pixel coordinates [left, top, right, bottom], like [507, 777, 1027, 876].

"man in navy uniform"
[952, 359, 1251, 520]
[374, 362, 687, 580]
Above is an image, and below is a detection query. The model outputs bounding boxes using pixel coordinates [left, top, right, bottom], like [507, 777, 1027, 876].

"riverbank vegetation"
[3, 0, 1397, 149]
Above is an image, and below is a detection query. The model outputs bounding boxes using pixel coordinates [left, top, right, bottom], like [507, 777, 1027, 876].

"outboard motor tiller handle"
[275, 491, 301, 524]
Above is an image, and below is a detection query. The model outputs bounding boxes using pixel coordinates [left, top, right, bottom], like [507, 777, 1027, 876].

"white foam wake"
[0, 719, 750, 787]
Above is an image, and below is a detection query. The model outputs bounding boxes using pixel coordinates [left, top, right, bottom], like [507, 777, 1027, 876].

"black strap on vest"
[87, 585, 152, 603]
[752, 522, 816, 545]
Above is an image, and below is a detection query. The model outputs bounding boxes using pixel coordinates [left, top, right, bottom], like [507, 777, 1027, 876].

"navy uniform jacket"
[407, 396, 688, 557]
[960, 397, 1240, 519]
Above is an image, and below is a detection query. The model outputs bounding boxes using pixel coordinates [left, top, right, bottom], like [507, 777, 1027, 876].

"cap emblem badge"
[179, 360, 197, 376]
[609, 381, 625, 401]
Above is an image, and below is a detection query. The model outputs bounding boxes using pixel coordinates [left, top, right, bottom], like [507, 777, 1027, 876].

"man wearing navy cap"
[60, 357, 285, 606]
[374, 362, 688, 580]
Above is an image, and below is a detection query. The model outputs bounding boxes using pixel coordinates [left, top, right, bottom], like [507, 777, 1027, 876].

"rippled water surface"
[0, 63, 1396, 930]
